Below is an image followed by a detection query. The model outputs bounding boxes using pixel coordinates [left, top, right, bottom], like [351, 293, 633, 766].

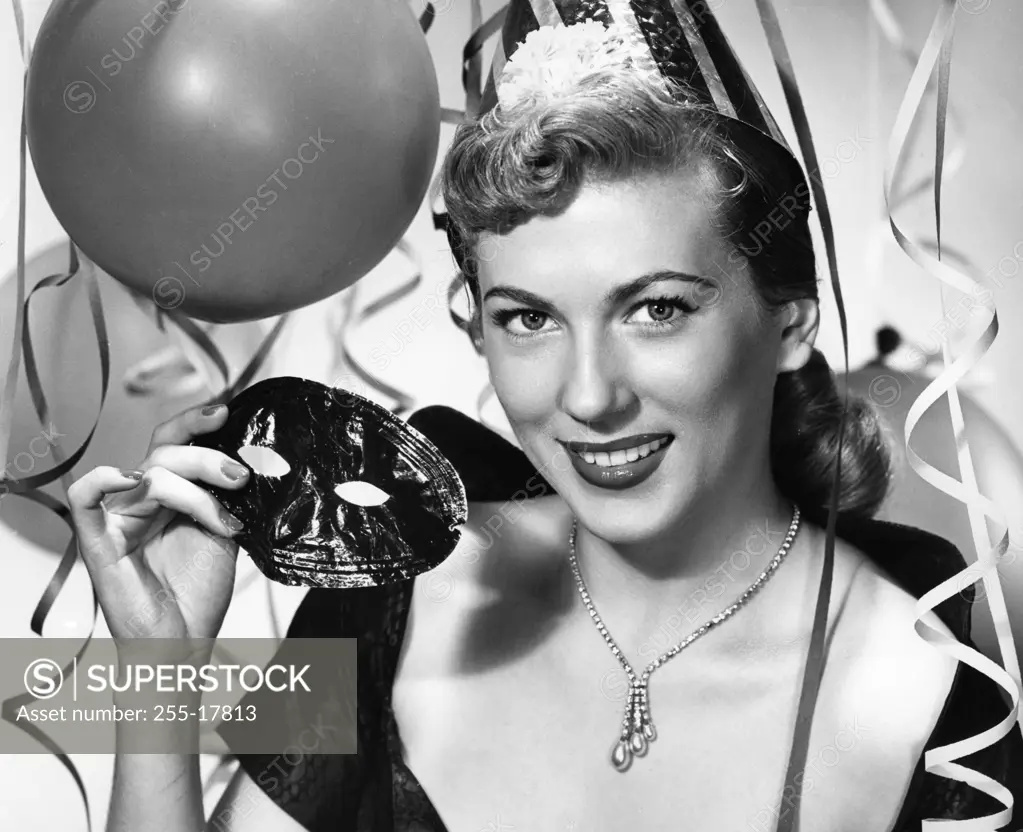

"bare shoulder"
[445, 495, 573, 592]
[792, 538, 964, 832]
[462, 494, 572, 553]
[828, 538, 960, 760]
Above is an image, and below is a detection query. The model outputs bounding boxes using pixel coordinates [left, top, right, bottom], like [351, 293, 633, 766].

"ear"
[777, 299, 819, 372]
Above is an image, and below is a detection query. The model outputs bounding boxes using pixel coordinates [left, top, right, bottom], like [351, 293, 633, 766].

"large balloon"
[25, 0, 440, 323]
[841, 359, 1023, 669]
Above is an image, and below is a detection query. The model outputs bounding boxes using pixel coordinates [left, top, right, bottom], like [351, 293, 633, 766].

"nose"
[558, 332, 633, 424]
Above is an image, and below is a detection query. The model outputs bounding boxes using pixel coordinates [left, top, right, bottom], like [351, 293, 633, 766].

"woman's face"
[473, 167, 817, 545]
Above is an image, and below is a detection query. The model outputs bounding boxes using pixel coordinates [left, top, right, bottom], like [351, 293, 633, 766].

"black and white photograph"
[0, 0, 1021, 830]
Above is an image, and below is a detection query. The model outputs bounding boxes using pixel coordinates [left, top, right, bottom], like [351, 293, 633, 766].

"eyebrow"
[482, 270, 708, 312]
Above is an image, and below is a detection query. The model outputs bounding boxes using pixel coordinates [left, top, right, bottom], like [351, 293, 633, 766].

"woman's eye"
[628, 297, 695, 325]
[488, 295, 694, 338]
[491, 309, 551, 334]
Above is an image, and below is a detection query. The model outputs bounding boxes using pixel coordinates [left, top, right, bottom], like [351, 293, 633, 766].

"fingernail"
[221, 460, 248, 481]
[221, 510, 244, 532]
[202, 404, 226, 417]
[120, 469, 144, 481]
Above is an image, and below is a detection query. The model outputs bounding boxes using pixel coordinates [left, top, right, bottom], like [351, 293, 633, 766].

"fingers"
[147, 403, 229, 457]
[144, 444, 250, 491]
[135, 466, 245, 539]
[69, 464, 244, 543]
[68, 466, 145, 540]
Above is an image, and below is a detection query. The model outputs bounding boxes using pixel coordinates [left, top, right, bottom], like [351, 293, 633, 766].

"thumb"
[68, 467, 145, 555]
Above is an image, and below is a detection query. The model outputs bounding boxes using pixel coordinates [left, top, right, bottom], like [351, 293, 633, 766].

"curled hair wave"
[441, 68, 891, 521]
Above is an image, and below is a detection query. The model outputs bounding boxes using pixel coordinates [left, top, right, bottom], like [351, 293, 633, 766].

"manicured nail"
[120, 469, 144, 481]
[220, 510, 244, 532]
[221, 460, 248, 481]
[202, 404, 226, 417]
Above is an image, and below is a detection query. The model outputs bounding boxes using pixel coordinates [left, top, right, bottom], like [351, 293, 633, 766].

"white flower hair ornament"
[495, 20, 672, 112]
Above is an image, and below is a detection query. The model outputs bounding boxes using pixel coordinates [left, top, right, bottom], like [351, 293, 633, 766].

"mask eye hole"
[237, 445, 291, 477]
[334, 481, 390, 507]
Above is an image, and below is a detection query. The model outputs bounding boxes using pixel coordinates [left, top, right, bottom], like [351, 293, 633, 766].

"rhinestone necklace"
[567, 505, 802, 773]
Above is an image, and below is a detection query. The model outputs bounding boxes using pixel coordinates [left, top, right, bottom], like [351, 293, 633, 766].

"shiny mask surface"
[191, 377, 467, 588]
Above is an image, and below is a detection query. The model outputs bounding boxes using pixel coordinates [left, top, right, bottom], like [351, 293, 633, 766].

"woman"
[69, 3, 1021, 831]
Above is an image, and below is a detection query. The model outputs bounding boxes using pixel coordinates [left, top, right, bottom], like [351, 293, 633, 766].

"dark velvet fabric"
[221, 406, 1023, 831]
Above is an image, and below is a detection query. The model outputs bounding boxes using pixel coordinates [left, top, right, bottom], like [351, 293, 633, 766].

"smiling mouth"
[570, 436, 673, 468]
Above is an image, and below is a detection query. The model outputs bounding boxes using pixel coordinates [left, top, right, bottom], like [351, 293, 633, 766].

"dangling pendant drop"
[629, 730, 648, 756]
[569, 508, 803, 776]
[610, 680, 655, 772]
[611, 736, 632, 771]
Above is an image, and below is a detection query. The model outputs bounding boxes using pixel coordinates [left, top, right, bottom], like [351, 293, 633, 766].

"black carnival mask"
[190, 377, 467, 588]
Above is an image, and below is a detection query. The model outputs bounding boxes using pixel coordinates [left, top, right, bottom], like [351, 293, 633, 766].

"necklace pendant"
[629, 729, 648, 756]
[611, 737, 632, 772]
[570, 508, 802, 777]
[612, 722, 651, 771]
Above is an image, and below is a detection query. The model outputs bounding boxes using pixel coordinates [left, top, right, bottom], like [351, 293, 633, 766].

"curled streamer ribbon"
[0, 1, 440, 825]
[0, 4, 98, 826]
[337, 237, 421, 415]
[871, 0, 967, 208]
[427, 10, 849, 830]
[747, 2, 851, 829]
[428, 0, 514, 437]
[419, 3, 1023, 826]
[867, 0, 980, 374]
[328, 2, 452, 418]
[881, 2, 1021, 827]
[0, 0, 342, 823]
[428, 15, 851, 821]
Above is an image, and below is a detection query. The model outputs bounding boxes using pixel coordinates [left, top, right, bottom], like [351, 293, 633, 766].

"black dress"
[217, 406, 1023, 831]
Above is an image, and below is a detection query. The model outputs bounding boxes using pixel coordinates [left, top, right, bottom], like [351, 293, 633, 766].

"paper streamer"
[867, 0, 977, 372]
[0, 1, 442, 826]
[424, 12, 851, 831]
[745, 1, 853, 828]
[871, 0, 967, 207]
[429, 0, 508, 228]
[428, 0, 515, 436]
[882, 1, 1021, 827]
[327, 1, 457, 418]
[408, 2, 1022, 825]
[430, 14, 853, 789]
[0, 0, 29, 474]
[336, 238, 421, 415]
[0, 4, 96, 826]
[122, 342, 210, 399]
[0, 0, 316, 826]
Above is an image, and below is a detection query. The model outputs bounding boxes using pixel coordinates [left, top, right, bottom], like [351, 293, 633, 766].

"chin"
[568, 508, 669, 545]
[553, 466, 698, 547]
